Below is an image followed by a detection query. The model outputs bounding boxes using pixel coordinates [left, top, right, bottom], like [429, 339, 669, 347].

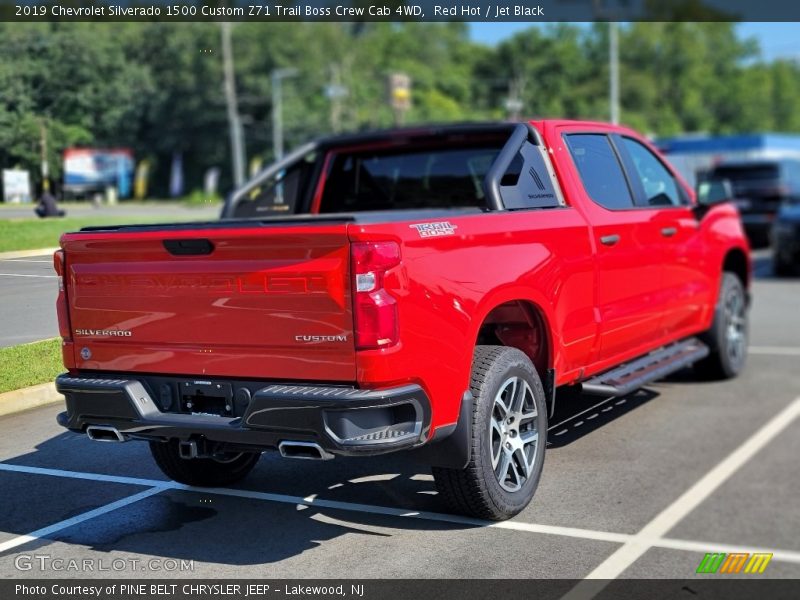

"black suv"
[709, 159, 800, 247]
[772, 200, 800, 276]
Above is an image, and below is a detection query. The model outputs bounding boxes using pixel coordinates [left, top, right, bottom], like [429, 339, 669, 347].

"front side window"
[565, 134, 634, 210]
[621, 137, 684, 207]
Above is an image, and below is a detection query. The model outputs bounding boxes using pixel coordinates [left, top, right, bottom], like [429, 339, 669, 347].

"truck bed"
[75, 207, 484, 234]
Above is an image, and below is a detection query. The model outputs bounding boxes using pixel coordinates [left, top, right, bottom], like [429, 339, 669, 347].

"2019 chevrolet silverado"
[54, 121, 751, 520]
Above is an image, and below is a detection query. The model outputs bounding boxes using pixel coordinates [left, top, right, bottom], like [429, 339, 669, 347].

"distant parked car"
[772, 200, 800, 276]
[708, 159, 800, 247]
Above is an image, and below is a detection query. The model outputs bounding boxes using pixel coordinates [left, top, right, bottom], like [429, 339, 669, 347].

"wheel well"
[476, 300, 551, 374]
[723, 248, 749, 289]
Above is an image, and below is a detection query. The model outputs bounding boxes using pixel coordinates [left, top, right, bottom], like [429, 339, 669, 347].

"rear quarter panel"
[350, 208, 596, 430]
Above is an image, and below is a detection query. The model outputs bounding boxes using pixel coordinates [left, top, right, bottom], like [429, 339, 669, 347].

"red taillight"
[54, 250, 71, 340]
[351, 241, 400, 350]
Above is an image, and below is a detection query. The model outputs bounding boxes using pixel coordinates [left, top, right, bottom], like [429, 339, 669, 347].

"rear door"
[561, 130, 665, 365]
[61, 222, 356, 381]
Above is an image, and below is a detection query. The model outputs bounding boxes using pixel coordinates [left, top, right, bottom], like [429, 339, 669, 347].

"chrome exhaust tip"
[86, 425, 127, 443]
[278, 441, 334, 461]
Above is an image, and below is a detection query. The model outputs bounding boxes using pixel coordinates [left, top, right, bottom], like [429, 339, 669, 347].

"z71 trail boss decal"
[409, 222, 458, 237]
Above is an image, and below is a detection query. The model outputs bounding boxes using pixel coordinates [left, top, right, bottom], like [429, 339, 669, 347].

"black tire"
[696, 272, 749, 380]
[432, 346, 548, 521]
[149, 440, 261, 487]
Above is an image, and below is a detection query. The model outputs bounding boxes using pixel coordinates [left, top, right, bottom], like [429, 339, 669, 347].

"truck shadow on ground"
[0, 384, 659, 569]
[546, 387, 660, 449]
[0, 442, 461, 568]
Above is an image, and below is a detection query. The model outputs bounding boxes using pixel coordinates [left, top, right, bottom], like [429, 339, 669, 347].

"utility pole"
[609, 21, 620, 125]
[272, 68, 298, 161]
[221, 22, 246, 188]
[388, 73, 411, 127]
[505, 77, 524, 121]
[326, 63, 348, 133]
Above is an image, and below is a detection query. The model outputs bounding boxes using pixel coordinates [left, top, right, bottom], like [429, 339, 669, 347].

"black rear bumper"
[55, 373, 431, 457]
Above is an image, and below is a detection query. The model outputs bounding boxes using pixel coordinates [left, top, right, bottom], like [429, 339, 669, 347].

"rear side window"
[232, 153, 316, 218]
[318, 143, 503, 213]
[565, 134, 634, 210]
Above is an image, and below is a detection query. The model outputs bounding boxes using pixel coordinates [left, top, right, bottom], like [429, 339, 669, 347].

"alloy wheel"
[489, 376, 540, 493]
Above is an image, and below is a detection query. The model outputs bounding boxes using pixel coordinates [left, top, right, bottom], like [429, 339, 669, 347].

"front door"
[562, 131, 665, 366]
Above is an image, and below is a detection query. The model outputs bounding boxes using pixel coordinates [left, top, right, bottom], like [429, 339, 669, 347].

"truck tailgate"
[61, 223, 355, 381]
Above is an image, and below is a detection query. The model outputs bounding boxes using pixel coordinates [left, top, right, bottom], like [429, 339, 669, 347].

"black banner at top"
[4, 0, 800, 22]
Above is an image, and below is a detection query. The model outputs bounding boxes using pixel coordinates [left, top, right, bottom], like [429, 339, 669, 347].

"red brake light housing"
[351, 241, 401, 350]
[54, 249, 71, 341]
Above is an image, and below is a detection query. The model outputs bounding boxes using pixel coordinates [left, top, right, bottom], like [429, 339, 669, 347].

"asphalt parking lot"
[0, 252, 798, 588]
[0, 255, 58, 347]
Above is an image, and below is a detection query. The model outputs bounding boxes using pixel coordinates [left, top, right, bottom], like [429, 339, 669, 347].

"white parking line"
[0, 273, 57, 279]
[749, 346, 800, 356]
[0, 463, 174, 488]
[1, 260, 52, 263]
[176, 484, 636, 544]
[0, 487, 162, 554]
[655, 537, 800, 566]
[1, 460, 800, 569]
[0, 462, 630, 545]
[563, 396, 800, 598]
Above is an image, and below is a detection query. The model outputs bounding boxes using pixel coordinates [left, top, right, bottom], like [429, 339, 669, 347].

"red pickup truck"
[54, 121, 750, 520]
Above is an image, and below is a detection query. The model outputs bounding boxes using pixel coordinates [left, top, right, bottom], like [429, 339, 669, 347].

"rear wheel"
[696, 272, 748, 380]
[149, 440, 261, 487]
[432, 346, 547, 521]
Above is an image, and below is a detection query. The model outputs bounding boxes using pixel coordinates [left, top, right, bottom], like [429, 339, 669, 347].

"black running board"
[581, 338, 710, 397]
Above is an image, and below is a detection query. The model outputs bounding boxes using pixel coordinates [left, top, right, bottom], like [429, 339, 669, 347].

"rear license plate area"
[180, 381, 233, 416]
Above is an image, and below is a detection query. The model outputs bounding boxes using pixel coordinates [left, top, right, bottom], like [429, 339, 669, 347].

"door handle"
[599, 234, 620, 246]
[661, 227, 678, 238]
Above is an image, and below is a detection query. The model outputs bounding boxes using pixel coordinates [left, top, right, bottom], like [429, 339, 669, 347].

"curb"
[0, 382, 63, 418]
[0, 247, 59, 260]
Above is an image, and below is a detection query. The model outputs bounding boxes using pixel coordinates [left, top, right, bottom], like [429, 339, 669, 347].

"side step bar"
[581, 338, 710, 397]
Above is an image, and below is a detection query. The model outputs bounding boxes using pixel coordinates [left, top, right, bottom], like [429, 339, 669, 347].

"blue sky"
[470, 23, 800, 62]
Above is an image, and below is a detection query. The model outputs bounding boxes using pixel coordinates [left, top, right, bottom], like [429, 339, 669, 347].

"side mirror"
[696, 177, 733, 207]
